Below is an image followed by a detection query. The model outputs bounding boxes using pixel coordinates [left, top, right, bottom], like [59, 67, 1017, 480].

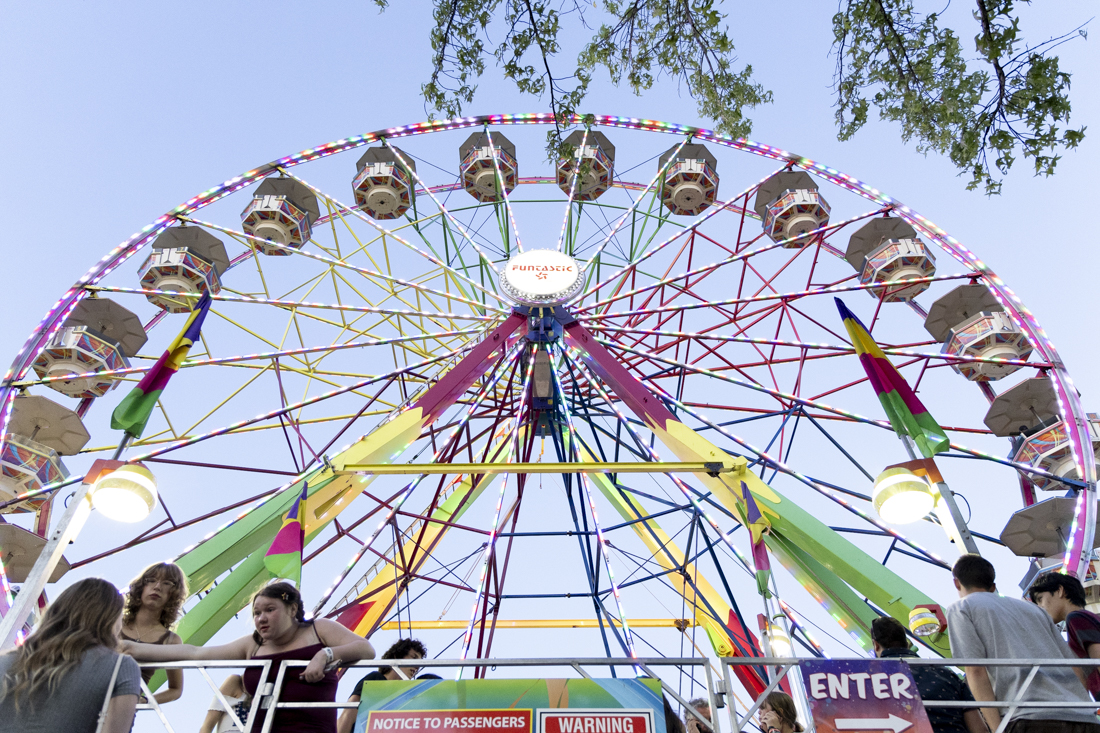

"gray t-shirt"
[947, 590, 1094, 722]
[0, 645, 141, 733]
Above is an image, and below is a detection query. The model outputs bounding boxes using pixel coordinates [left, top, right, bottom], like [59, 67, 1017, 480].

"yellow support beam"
[379, 619, 697, 630]
[338, 461, 735, 475]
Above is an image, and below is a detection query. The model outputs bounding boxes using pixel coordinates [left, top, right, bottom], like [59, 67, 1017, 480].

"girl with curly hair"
[0, 577, 141, 733]
[121, 562, 187, 704]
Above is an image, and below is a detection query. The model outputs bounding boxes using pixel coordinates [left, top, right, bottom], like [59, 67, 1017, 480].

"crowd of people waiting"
[1, 554, 1100, 733]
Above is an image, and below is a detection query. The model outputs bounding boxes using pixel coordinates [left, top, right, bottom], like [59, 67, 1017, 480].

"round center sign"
[499, 250, 584, 305]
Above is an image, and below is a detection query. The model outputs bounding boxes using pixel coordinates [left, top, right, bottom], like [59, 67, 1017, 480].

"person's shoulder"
[166, 630, 182, 644]
[1067, 608, 1100, 624]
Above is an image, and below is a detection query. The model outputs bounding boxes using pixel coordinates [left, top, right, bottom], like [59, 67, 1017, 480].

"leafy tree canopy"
[375, 0, 1087, 194]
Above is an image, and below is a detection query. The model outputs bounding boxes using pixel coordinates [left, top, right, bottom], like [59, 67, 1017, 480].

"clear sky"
[1, 2, 1098, 730]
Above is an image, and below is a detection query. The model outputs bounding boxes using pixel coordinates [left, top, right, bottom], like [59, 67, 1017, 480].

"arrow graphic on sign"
[835, 715, 913, 733]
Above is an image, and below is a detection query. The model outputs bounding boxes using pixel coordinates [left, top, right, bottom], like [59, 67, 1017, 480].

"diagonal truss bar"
[12, 328, 487, 388]
[313, 337, 526, 618]
[485, 130, 524, 253]
[326, 427, 523, 635]
[561, 316, 953, 656]
[277, 165, 507, 297]
[569, 137, 693, 288]
[578, 273, 976, 321]
[556, 128, 589, 252]
[180, 216, 506, 314]
[165, 313, 527, 649]
[384, 145, 503, 275]
[549, 344, 639, 661]
[458, 346, 535, 666]
[84, 285, 500, 321]
[584, 324, 1045, 370]
[574, 207, 889, 314]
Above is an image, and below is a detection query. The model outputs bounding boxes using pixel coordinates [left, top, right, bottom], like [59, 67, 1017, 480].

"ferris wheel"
[0, 113, 1095, 699]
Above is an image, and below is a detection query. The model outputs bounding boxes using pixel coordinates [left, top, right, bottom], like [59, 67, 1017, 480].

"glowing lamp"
[873, 467, 936, 524]
[91, 463, 158, 522]
[908, 604, 947, 637]
[767, 623, 792, 657]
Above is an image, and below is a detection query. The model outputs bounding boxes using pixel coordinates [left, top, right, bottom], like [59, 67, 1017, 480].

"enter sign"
[799, 659, 934, 733]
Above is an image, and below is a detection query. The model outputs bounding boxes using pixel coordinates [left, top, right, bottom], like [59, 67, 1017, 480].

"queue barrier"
[128, 658, 718, 733]
[122, 657, 1100, 733]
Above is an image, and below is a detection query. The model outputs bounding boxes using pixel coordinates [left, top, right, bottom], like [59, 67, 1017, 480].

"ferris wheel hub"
[499, 250, 584, 306]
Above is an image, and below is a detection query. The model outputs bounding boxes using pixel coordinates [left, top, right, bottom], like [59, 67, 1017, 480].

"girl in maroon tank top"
[242, 627, 341, 732]
[122, 581, 376, 733]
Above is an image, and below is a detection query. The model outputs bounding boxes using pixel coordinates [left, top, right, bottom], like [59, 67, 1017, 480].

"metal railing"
[131, 659, 272, 733]
[118, 656, 1100, 733]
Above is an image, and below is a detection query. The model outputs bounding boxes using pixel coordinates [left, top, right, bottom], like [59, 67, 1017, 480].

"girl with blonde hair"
[0, 577, 141, 733]
[121, 561, 187, 704]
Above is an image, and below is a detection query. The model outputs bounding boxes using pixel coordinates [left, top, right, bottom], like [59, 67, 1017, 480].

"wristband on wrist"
[322, 647, 334, 664]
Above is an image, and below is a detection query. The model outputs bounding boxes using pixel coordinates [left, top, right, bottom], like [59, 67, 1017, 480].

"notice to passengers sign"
[366, 710, 533, 733]
[799, 659, 934, 733]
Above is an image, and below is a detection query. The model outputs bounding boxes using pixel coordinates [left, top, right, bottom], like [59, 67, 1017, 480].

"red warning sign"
[366, 710, 533, 733]
[538, 710, 654, 733]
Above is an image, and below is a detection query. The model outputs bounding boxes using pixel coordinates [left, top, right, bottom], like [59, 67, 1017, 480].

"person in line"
[758, 691, 803, 733]
[1029, 572, 1100, 700]
[198, 674, 251, 733]
[337, 638, 426, 733]
[871, 616, 985, 733]
[683, 697, 712, 733]
[662, 697, 685, 733]
[947, 554, 1099, 733]
[121, 561, 186, 705]
[0, 577, 141, 733]
[123, 580, 374, 733]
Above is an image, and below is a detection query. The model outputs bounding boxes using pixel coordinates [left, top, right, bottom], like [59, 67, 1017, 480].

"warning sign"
[799, 660, 933, 733]
[366, 710, 533, 733]
[538, 709, 654, 733]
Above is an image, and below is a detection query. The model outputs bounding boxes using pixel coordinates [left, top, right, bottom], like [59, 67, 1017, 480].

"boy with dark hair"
[870, 617, 984, 733]
[338, 638, 427, 733]
[1029, 572, 1100, 700]
[946, 554, 1097, 733]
